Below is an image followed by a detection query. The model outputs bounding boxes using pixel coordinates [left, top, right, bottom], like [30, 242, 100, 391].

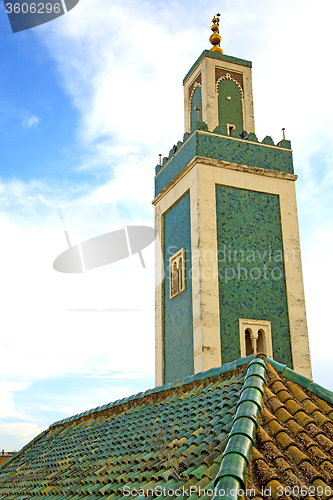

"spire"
[209, 13, 223, 54]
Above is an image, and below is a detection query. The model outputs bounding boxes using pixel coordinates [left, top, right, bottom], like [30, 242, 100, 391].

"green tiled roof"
[1, 356, 333, 499]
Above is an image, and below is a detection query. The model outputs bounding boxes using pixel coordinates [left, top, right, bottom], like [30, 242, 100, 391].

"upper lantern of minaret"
[181, 15, 255, 135]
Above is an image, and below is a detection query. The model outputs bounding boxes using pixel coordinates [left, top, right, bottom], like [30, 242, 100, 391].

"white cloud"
[43, 0, 192, 155]
[39, 0, 333, 192]
[0, 184, 155, 383]
[21, 113, 40, 129]
[0, 423, 46, 449]
[0, 178, 83, 227]
[0, 382, 30, 420]
[303, 228, 333, 355]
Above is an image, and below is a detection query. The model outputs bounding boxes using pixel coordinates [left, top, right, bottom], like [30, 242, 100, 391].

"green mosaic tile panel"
[215, 185, 293, 368]
[163, 192, 194, 384]
[154, 132, 293, 197]
[196, 134, 293, 174]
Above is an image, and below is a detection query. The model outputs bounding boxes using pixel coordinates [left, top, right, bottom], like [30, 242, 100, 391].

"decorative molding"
[188, 74, 202, 102]
[216, 73, 244, 99]
[215, 68, 244, 89]
[153, 154, 297, 207]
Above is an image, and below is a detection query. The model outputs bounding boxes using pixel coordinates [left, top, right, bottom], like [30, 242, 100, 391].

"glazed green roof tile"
[0, 359, 248, 497]
[2, 357, 333, 500]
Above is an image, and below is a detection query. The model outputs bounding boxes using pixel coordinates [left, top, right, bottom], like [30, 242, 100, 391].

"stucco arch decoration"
[189, 82, 202, 107]
[216, 73, 244, 99]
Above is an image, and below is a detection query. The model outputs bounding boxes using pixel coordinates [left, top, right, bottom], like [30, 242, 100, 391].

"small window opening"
[171, 261, 179, 297]
[169, 248, 186, 299]
[227, 123, 235, 136]
[257, 329, 265, 353]
[179, 257, 183, 291]
[245, 328, 252, 356]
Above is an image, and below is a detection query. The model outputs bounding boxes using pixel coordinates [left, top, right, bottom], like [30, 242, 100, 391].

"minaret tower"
[153, 16, 311, 385]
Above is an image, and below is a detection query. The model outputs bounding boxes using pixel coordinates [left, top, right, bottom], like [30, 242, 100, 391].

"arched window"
[257, 329, 265, 354]
[171, 261, 179, 297]
[169, 248, 186, 299]
[178, 257, 183, 291]
[239, 319, 273, 358]
[245, 328, 252, 356]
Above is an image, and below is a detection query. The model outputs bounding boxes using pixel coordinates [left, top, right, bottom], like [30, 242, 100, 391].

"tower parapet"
[154, 129, 293, 198]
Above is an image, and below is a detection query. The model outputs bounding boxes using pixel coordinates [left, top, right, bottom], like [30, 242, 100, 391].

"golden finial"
[210, 13, 223, 54]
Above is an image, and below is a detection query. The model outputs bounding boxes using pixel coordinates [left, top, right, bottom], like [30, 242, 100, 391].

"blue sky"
[0, 0, 333, 450]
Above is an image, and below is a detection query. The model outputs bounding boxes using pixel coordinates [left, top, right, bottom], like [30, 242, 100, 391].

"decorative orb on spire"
[210, 13, 223, 54]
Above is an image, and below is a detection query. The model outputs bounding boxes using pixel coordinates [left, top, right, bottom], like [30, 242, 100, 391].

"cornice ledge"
[152, 156, 297, 205]
[196, 156, 298, 180]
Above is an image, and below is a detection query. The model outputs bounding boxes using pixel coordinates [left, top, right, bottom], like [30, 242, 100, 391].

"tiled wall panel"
[163, 192, 194, 383]
[215, 184, 293, 367]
